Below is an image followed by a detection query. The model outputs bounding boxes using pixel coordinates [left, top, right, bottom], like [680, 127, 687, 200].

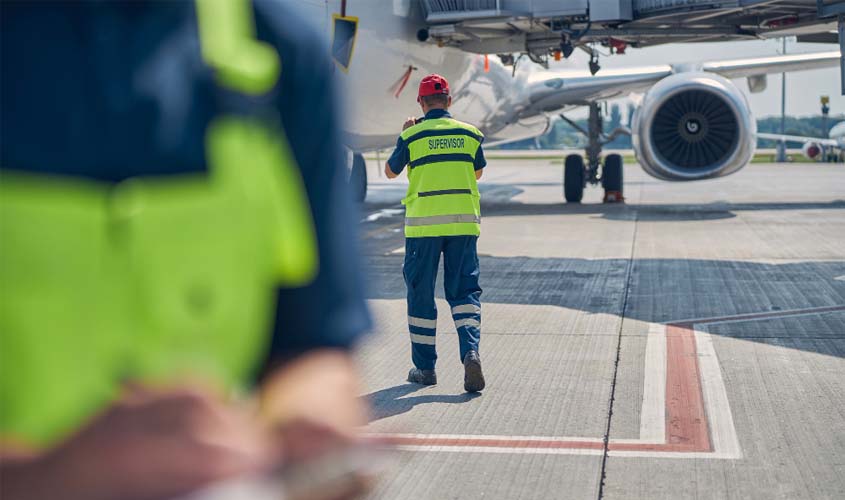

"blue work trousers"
[403, 235, 482, 370]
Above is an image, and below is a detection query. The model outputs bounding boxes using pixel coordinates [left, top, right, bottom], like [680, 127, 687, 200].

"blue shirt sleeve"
[474, 143, 487, 171]
[387, 136, 409, 175]
[255, 1, 371, 362]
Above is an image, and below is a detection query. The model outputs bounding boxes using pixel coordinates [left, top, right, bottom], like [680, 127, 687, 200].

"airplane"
[758, 121, 845, 162]
[291, 1, 841, 203]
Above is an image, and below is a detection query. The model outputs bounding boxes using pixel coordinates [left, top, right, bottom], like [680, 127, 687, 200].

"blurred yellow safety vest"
[0, 0, 318, 446]
[400, 117, 483, 238]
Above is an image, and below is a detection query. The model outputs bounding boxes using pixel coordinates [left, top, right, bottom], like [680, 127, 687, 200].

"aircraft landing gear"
[564, 154, 585, 202]
[350, 152, 367, 203]
[560, 102, 629, 204]
[602, 153, 623, 203]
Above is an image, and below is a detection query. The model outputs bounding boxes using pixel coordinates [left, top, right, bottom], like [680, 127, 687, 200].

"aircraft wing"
[522, 51, 841, 115]
[700, 51, 842, 79]
[756, 132, 838, 147]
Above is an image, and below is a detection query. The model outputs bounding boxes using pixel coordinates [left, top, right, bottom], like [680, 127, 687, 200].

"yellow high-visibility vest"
[400, 117, 483, 238]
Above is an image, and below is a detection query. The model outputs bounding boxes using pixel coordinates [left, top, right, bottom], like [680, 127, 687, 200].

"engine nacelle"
[801, 142, 823, 160]
[632, 72, 756, 181]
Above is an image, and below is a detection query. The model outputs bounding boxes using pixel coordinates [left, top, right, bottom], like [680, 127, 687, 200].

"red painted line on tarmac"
[367, 305, 845, 454]
[379, 436, 707, 453]
[374, 322, 711, 453]
[608, 442, 704, 452]
[660, 324, 710, 451]
[379, 436, 604, 450]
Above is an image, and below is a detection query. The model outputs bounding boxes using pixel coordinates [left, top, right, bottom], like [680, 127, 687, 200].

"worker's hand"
[261, 349, 367, 448]
[385, 163, 398, 179]
[1, 385, 273, 500]
[260, 349, 373, 498]
[402, 117, 416, 131]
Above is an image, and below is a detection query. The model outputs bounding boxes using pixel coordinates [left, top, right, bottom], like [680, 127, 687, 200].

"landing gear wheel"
[350, 153, 367, 203]
[564, 154, 585, 203]
[601, 153, 624, 203]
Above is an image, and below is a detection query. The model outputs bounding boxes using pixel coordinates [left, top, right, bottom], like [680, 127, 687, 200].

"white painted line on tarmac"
[365, 322, 735, 459]
[367, 306, 844, 459]
[392, 446, 740, 459]
[693, 325, 743, 459]
[367, 432, 604, 443]
[607, 450, 742, 459]
[667, 305, 845, 327]
[394, 445, 605, 456]
[639, 322, 667, 444]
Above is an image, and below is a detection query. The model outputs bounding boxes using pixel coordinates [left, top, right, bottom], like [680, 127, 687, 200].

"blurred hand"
[1, 385, 272, 500]
[402, 117, 416, 131]
[260, 349, 373, 499]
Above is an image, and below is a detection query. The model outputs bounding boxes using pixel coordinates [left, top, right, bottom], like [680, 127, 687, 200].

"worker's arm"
[384, 134, 409, 180]
[474, 143, 487, 180]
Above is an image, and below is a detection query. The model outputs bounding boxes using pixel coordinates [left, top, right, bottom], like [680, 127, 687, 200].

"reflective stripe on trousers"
[408, 315, 436, 350]
[452, 304, 481, 315]
[454, 317, 480, 329]
[409, 333, 436, 345]
[408, 315, 436, 329]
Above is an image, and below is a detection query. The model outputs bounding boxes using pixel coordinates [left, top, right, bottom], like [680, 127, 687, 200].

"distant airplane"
[758, 122, 845, 162]
[290, 2, 841, 202]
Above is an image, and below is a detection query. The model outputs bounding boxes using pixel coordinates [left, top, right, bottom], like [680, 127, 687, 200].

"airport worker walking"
[0, 1, 372, 499]
[385, 74, 487, 392]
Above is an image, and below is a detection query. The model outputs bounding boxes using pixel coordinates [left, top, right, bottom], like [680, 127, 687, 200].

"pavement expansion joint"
[597, 204, 640, 500]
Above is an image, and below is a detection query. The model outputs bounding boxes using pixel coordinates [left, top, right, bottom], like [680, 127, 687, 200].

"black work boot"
[463, 350, 485, 392]
[407, 368, 437, 385]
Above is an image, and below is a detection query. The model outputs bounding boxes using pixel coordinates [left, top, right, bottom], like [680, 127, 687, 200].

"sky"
[545, 38, 841, 119]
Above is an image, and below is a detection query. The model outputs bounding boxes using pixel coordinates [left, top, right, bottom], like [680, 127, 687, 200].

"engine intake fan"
[633, 72, 756, 181]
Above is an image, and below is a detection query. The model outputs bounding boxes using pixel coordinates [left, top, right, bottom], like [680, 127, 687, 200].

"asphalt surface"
[356, 158, 845, 499]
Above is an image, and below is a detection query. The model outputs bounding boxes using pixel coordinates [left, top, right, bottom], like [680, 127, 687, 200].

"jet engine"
[801, 142, 823, 161]
[632, 72, 756, 181]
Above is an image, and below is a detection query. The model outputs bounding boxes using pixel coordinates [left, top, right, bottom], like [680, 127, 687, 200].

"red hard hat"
[417, 74, 450, 102]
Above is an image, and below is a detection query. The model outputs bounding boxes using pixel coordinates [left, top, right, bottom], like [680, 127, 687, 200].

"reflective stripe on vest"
[405, 214, 480, 226]
[399, 117, 483, 238]
[0, 0, 317, 446]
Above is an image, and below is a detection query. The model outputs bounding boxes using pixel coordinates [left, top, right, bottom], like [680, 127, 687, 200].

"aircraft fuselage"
[293, 1, 550, 151]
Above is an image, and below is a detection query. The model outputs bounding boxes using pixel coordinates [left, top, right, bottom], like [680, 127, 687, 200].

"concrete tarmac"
[356, 158, 845, 499]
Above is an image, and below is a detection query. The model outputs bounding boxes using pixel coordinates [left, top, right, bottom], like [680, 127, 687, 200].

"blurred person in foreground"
[0, 0, 372, 499]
